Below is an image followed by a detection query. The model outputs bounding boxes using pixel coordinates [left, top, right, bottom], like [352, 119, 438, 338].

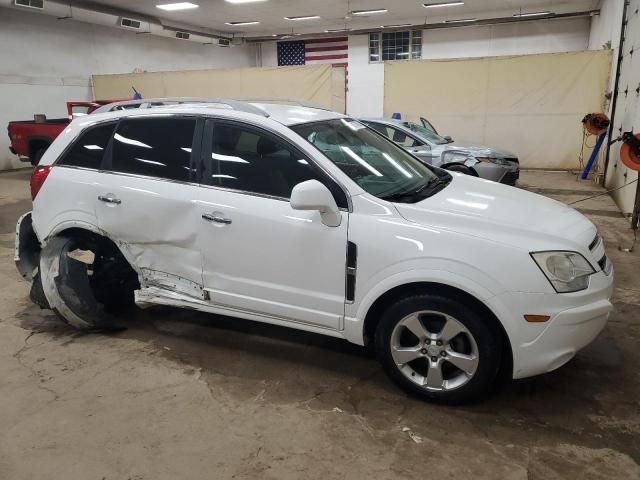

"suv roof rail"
[231, 97, 331, 111]
[91, 97, 270, 117]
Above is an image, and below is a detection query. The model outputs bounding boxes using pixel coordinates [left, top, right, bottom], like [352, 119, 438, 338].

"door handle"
[202, 213, 232, 224]
[98, 195, 121, 205]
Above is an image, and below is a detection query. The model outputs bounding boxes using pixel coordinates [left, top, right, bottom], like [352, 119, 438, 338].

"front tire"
[375, 294, 501, 405]
[32, 148, 47, 166]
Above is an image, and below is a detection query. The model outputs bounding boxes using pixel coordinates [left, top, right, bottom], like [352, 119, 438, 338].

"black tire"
[374, 294, 501, 405]
[39, 235, 136, 330]
[445, 164, 474, 176]
[32, 148, 47, 166]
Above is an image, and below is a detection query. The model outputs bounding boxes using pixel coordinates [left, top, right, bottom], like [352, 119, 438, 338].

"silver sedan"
[359, 117, 520, 185]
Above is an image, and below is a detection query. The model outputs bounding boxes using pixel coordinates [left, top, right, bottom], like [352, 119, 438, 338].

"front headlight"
[531, 251, 595, 293]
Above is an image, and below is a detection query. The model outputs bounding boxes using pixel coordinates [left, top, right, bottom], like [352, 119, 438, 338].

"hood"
[393, 173, 596, 251]
[443, 141, 516, 159]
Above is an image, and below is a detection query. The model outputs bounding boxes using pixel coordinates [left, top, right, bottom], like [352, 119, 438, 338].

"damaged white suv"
[16, 99, 614, 404]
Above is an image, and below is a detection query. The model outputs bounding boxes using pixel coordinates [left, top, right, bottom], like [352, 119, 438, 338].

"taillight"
[30, 165, 52, 200]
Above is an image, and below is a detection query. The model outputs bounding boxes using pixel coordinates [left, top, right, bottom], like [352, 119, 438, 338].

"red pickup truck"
[7, 100, 122, 165]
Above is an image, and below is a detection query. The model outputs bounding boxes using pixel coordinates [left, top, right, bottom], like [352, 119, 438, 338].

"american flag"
[277, 37, 348, 69]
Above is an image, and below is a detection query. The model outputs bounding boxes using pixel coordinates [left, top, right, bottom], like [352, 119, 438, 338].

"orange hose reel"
[582, 113, 610, 136]
[620, 132, 640, 171]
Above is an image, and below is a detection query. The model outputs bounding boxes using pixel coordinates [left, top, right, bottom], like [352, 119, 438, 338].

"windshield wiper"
[381, 176, 447, 203]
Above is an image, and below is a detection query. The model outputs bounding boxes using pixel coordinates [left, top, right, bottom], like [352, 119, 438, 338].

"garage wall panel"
[0, 7, 255, 170]
[604, 0, 640, 216]
[93, 64, 341, 111]
[384, 50, 612, 169]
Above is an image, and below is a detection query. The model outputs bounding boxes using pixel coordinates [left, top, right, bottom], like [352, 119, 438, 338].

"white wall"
[346, 35, 385, 118]
[422, 17, 590, 58]
[347, 17, 590, 118]
[0, 7, 256, 170]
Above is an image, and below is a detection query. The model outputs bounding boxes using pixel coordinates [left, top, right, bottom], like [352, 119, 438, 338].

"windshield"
[292, 118, 448, 201]
[404, 121, 449, 145]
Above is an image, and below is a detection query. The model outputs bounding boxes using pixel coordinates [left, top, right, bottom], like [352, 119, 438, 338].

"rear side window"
[111, 118, 196, 182]
[58, 123, 115, 169]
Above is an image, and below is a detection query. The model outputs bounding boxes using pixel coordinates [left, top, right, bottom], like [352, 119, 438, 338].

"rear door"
[95, 116, 205, 297]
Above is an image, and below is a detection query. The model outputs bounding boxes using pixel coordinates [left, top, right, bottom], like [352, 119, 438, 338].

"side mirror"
[444, 136, 453, 142]
[290, 180, 341, 227]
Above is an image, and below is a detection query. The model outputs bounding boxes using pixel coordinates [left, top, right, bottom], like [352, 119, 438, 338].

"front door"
[197, 120, 349, 330]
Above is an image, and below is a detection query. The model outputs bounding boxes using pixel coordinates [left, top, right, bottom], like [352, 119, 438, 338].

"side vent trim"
[346, 241, 357, 303]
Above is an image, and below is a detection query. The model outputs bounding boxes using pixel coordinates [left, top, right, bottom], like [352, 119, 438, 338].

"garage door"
[605, 0, 640, 220]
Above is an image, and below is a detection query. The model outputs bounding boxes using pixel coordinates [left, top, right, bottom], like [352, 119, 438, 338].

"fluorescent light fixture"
[443, 17, 476, 23]
[423, 1, 464, 8]
[225, 0, 267, 3]
[381, 23, 412, 28]
[225, 20, 260, 25]
[156, 2, 198, 11]
[513, 11, 552, 17]
[351, 8, 388, 15]
[285, 15, 320, 21]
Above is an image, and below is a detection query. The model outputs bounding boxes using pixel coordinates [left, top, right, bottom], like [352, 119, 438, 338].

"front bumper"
[473, 162, 520, 185]
[492, 270, 614, 379]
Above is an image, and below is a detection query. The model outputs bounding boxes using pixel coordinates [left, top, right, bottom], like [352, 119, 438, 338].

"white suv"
[15, 99, 614, 404]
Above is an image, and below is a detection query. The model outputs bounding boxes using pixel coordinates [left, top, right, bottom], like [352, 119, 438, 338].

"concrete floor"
[0, 168, 639, 480]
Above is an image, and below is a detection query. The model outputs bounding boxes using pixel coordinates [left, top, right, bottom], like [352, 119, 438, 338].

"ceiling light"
[156, 2, 198, 11]
[351, 9, 388, 16]
[284, 15, 320, 21]
[381, 23, 412, 28]
[513, 11, 552, 17]
[225, 0, 267, 3]
[225, 20, 260, 25]
[443, 17, 476, 23]
[424, 1, 464, 8]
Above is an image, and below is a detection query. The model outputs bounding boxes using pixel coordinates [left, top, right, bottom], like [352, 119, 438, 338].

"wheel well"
[28, 138, 51, 158]
[363, 282, 512, 376]
[53, 227, 139, 283]
[441, 163, 478, 176]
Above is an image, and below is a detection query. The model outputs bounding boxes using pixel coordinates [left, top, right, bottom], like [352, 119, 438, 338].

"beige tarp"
[384, 50, 612, 169]
[93, 64, 346, 113]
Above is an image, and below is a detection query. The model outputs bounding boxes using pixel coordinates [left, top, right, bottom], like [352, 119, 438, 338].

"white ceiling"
[83, 0, 602, 38]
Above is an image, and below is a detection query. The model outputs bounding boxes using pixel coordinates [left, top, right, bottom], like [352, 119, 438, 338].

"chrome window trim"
[58, 166, 350, 211]
[54, 112, 354, 213]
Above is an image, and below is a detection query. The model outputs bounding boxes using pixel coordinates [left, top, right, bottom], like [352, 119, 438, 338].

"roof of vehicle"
[359, 117, 414, 126]
[89, 97, 346, 126]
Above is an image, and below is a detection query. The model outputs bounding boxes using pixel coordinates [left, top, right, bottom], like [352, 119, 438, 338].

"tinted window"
[111, 118, 196, 182]
[370, 123, 423, 148]
[207, 123, 346, 206]
[59, 123, 115, 169]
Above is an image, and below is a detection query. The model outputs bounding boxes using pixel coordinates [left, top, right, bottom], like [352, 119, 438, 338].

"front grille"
[504, 157, 519, 164]
[501, 171, 519, 186]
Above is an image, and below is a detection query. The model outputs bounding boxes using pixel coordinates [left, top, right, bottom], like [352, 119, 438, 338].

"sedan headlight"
[531, 251, 595, 293]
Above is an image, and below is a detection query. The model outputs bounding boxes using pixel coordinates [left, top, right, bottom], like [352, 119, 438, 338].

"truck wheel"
[374, 294, 501, 405]
[39, 235, 137, 330]
[32, 148, 47, 166]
